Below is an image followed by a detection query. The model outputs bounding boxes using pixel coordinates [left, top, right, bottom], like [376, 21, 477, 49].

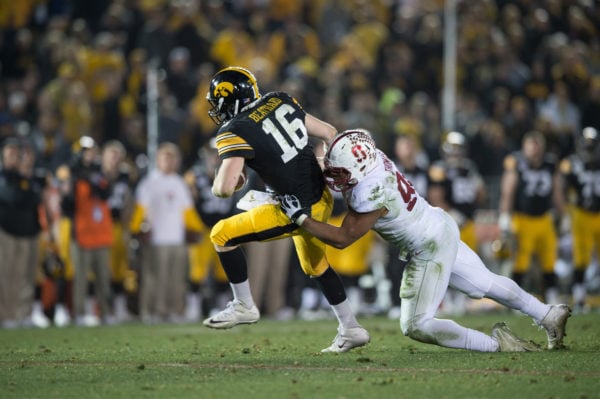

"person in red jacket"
[60, 136, 114, 326]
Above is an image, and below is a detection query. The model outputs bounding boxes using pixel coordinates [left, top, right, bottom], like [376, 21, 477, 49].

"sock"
[230, 280, 255, 308]
[331, 299, 360, 329]
[217, 247, 248, 283]
[315, 267, 347, 305]
[466, 328, 500, 352]
[486, 273, 550, 322]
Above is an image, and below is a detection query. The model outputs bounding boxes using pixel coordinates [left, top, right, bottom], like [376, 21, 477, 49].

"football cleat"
[53, 304, 71, 328]
[321, 326, 370, 353]
[492, 322, 541, 352]
[30, 309, 51, 329]
[25, 302, 50, 329]
[203, 300, 260, 329]
[539, 304, 571, 350]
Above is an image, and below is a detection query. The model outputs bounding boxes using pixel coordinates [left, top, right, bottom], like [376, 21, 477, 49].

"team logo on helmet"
[324, 129, 378, 191]
[214, 82, 234, 98]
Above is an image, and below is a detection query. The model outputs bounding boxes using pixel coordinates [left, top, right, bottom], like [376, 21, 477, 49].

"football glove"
[280, 194, 310, 226]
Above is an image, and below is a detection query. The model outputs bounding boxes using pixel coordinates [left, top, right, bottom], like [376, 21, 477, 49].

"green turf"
[1, 312, 599, 399]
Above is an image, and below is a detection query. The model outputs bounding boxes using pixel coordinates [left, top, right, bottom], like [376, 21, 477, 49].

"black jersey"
[506, 151, 557, 216]
[107, 169, 133, 221]
[428, 159, 481, 219]
[560, 155, 600, 212]
[214, 91, 325, 206]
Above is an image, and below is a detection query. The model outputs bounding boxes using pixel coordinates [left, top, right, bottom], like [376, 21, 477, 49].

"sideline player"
[202, 66, 369, 353]
[280, 129, 571, 352]
[559, 127, 600, 311]
[498, 131, 567, 303]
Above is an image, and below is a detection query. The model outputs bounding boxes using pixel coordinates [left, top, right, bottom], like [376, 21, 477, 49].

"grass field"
[2, 311, 600, 399]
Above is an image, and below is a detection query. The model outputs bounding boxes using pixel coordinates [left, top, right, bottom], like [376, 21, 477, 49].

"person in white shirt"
[280, 129, 571, 352]
[131, 142, 202, 323]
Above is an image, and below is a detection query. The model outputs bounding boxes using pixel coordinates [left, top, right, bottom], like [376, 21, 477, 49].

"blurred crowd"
[1, 0, 599, 328]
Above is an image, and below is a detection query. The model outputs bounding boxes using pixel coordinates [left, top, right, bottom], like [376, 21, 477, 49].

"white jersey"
[344, 150, 457, 257]
[342, 150, 551, 353]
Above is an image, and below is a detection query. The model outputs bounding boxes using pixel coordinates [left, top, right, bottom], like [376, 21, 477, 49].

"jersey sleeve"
[348, 182, 386, 214]
[214, 127, 255, 160]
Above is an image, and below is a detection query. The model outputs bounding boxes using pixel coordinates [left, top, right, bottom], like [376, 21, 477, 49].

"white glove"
[498, 212, 512, 233]
[279, 194, 310, 226]
[559, 214, 571, 235]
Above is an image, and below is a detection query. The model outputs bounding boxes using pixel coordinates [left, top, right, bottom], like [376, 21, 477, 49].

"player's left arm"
[280, 193, 384, 248]
[212, 156, 246, 198]
[302, 207, 384, 249]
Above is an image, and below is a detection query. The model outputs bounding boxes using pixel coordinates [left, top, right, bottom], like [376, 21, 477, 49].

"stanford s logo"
[352, 145, 367, 163]
[214, 82, 234, 98]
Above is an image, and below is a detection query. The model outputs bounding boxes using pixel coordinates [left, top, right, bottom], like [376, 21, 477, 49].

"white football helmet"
[324, 129, 378, 191]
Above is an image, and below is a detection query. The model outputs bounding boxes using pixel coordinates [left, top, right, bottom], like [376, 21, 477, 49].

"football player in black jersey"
[559, 127, 600, 311]
[428, 131, 486, 252]
[202, 66, 369, 352]
[498, 131, 568, 303]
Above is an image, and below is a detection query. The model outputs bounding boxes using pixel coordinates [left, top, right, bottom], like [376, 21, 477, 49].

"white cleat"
[321, 326, 370, 353]
[53, 304, 71, 328]
[539, 304, 571, 350]
[203, 300, 260, 329]
[30, 310, 51, 329]
[492, 322, 541, 352]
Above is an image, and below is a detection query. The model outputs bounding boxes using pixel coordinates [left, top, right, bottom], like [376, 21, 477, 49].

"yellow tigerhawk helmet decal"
[214, 81, 235, 98]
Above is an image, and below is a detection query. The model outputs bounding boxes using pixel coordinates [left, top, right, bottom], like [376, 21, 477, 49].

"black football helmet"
[206, 66, 261, 125]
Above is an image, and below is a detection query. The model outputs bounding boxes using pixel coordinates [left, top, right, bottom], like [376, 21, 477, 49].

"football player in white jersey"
[281, 129, 571, 352]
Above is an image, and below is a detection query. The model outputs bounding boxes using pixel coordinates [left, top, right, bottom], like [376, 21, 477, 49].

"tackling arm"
[301, 208, 384, 249]
[280, 193, 384, 249]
